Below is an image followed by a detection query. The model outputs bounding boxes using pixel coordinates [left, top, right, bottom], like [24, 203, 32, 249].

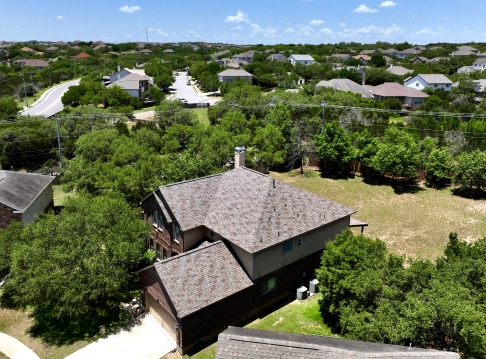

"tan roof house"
[13, 59, 49, 68]
[217, 69, 253, 84]
[365, 82, 429, 108]
[404, 74, 453, 92]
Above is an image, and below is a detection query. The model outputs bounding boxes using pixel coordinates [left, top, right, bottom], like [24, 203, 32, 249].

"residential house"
[215, 327, 460, 359]
[140, 49, 153, 55]
[473, 80, 486, 101]
[210, 50, 230, 60]
[404, 74, 453, 92]
[233, 50, 257, 63]
[163, 49, 175, 54]
[0, 171, 55, 228]
[359, 49, 378, 55]
[20, 46, 38, 54]
[316, 79, 373, 98]
[52, 41, 69, 47]
[72, 52, 91, 59]
[352, 54, 371, 64]
[121, 50, 139, 55]
[107, 68, 153, 97]
[472, 58, 486, 71]
[409, 56, 430, 64]
[217, 69, 253, 84]
[457, 66, 478, 75]
[0, 49, 8, 57]
[333, 64, 367, 85]
[394, 48, 422, 59]
[287, 54, 315, 66]
[381, 48, 398, 56]
[45, 46, 58, 51]
[266, 53, 287, 62]
[450, 46, 479, 57]
[386, 64, 413, 76]
[13, 59, 49, 69]
[138, 165, 360, 353]
[330, 54, 351, 62]
[365, 82, 429, 108]
[429, 57, 448, 63]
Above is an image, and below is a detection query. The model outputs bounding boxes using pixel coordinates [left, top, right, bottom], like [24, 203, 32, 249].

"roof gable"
[0, 171, 54, 212]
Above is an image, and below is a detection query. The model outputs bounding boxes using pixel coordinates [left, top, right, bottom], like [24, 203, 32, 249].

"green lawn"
[53, 185, 73, 206]
[184, 295, 333, 359]
[271, 169, 486, 260]
[192, 108, 209, 125]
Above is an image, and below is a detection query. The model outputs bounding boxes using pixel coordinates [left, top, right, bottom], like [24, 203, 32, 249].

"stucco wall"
[21, 183, 53, 224]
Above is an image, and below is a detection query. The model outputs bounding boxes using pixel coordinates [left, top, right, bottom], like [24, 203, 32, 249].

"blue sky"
[2, 0, 484, 44]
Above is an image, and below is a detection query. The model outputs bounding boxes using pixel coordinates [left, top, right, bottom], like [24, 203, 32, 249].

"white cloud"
[339, 23, 346, 27]
[187, 30, 202, 39]
[56, 15, 65, 20]
[380, 1, 397, 7]
[338, 23, 403, 38]
[137, 22, 141, 26]
[318, 28, 334, 35]
[148, 28, 168, 37]
[232, 26, 242, 30]
[119, 5, 141, 13]
[353, 5, 378, 13]
[285, 27, 295, 33]
[224, 10, 248, 23]
[309, 19, 324, 25]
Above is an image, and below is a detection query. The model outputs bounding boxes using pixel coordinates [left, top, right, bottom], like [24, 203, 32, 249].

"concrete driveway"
[65, 314, 176, 359]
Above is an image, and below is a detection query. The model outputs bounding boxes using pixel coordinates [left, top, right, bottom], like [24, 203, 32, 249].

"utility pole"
[321, 102, 326, 134]
[55, 116, 63, 168]
[28, 69, 36, 101]
[17, 73, 28, 108]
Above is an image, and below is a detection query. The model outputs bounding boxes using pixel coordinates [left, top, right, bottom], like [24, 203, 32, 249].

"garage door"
[146, 292, 177, 342]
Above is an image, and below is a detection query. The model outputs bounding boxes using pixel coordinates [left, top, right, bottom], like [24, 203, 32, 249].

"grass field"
[0, 351, 8, 359]
[0, 308, 88, 359]
[271, 169, 486, 260]
[192, 108, 209, 125]
[53, 185, 73, 206]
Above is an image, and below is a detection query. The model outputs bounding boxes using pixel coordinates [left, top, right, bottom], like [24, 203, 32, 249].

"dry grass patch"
[271, 169, 486, 260]
[0, 307, 88, 359]
[0, 351, 8, 359]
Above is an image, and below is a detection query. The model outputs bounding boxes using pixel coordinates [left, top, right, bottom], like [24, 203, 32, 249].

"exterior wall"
[218, 75, 253, 85]
[21, 183, 54, 225]
[404, 77, 452, 92]
[126, 89, 140, 97]
[228, 242, 254, 278]
[178, 250, 323, 354]
[184, 226, 206, 251]
[252, 217, 350, 280]
[110, 69, 131, 83]
[0, 203, 22, 229]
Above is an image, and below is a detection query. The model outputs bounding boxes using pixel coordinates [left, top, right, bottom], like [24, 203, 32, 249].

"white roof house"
[217, 69, 253, 84]
[404, 74, 453, 92]
[287, 54, 315, 66]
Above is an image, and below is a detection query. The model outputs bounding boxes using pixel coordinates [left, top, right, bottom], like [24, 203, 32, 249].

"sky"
[2, 0, 485, 45]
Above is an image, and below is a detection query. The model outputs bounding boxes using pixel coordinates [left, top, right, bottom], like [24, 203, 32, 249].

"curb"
[24, 79, 80, 110]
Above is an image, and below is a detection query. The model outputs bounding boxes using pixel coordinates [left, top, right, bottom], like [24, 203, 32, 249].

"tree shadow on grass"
[362, 175, 424, 195]
[451, 187, 486, 200]
[27, 306, 138, 346]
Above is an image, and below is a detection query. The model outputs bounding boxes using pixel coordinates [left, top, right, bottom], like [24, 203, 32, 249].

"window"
[296, 236, 303, 245]
[150, 238, 154, 250]
[262, 277, 276, 294]
[415, 83, 419, 86]
[152, 210, 158, 226]
[163, 248, 168, 259]
[156, 243, 161, 259]
[158, 213, 163, 229]
[282, 239, 293, 253]
[434, 84, 438, 88]
[174, 225, 180, 242]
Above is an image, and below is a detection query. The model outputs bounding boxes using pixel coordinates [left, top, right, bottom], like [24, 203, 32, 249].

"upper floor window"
[152, 210, 158, 226]
[282, 238, 293, 253]
[158, 213, 164, 230]
[174, 225, 180, 242]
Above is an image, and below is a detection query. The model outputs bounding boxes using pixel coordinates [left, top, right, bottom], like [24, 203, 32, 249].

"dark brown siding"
[0, 203, 22, 228]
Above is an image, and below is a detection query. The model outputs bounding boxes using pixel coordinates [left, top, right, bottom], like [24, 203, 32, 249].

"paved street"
[21, 79, 80, 118]
[171, 72, 220, 106]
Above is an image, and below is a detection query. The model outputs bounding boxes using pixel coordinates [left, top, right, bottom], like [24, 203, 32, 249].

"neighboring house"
[429, 57, 448, 63]
[266, 53, 287, 62]
[0, 171, 55, 228]
[473, 79, 486, 100]
[404, 74, 453, 92]
[72, 52, 91, 59]
[163, 49, 175, 54]
[233, 50, 257, 63]
[365, 82, 429, 108]
[210, 50, 230, 60]
[138, 165, 360, 353]
[20, 46, 37, 54]
[457, 66, 478, 75]
[381, 48, 398, 56]
[454, 45, 479, 54]
[45, 46, 58, 51]
[108, 68, 153, 97]
[386, 64, 413, 76]
[352, 54, 371, 64]
[359, 49, 378, 55]
[52, 41, 69, 47]
[409, 56, 430, 64]
[121, 50, 139, 55]
[472, 58, 486, 71]
[316, 78, 373, 98]
[217, 58, 249, 68]
[13, 59, 49, 68]
[215, 327, 460, 359]
[0, 49, 8, 57]
[394, 48, 422, 59]
[450, 50, 478, 57]
[333, 65, 367, 85]
[330, 53, 351, 62]
[140, 49, 153, 55]
[217, 69, 253, 84]
[287, 54, 315, 66]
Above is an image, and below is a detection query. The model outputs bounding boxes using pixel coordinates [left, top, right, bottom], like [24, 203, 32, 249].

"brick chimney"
[235, 147, 245, 168]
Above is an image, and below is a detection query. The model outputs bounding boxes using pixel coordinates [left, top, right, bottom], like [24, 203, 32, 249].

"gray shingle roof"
[149, 241, 253, 318]
[365, 82, 429, 98]
[316, 79, 372, 98]
[417, 74, 452, 84]
[158, 167, 355, 253]
[216, 327, 460, 359]
[217, 69, 253, 77]
[0, 171, 54, 212]
[289, 54, 315, 61]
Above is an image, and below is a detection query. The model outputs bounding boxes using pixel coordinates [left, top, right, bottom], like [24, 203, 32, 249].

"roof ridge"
[155, 240, 223, 266]
[164, 172, 224, 188]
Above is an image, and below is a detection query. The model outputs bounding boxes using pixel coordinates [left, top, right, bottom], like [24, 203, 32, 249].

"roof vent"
[273, 179, 276, 188]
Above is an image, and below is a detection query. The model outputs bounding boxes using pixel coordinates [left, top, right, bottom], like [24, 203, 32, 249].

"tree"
[0, 97, 21, 121]
[3, 194, 151, 338]
[370, 54, 387, 67]
[453, 149, 486, 193]
[425, 148, 453, 188]
[315, 121, 355, 176]
[370, 127, 422, 181]
[0, 221, 24, 277]
[252, 124, 286, 169]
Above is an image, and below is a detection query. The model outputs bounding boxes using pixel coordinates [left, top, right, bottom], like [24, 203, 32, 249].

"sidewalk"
[0, 332, 40, 359]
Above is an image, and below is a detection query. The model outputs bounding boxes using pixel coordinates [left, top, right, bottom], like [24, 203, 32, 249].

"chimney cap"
[235, 146, 245, 153]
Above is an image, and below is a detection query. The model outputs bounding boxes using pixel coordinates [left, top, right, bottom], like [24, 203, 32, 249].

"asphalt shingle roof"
[217, 69, 253, 77]
[365, 82, 429, 98]
[289, 54, 315, 61]
[316, 79, 372, 98]
[216, 327, 460, 359]
[151, 241, 253, 318]
[0, 171, 54, 212]
[158, 167, 355, 253]
[417, 74, 452, 84]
